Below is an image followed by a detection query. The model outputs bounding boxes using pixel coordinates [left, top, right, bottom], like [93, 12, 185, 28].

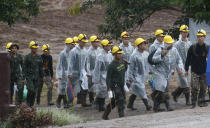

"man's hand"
[161, 50, 167, 56]
[68, 75, 72, 79]
[185, 72, 188, 77]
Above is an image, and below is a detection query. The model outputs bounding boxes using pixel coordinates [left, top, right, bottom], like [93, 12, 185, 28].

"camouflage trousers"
[37, 76, 53, 105]
[191, 72, 207, 104]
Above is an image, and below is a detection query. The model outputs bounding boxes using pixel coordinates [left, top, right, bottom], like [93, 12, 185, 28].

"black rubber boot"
[77, 93, 82, 104]
[172, 87, 184, 102]
[142, 99, 152, 111]
[56, 95, 62, 108]
[98, 98, 105, 112]
[89, 92, 94, 105]
[184, 92, 191, 106]
[152, 91, 165, 112]
[81, 93, 91, 107]
[102, 105, 111, 120]
[165, 99, 174, 111]
[127, 94, 137, 110]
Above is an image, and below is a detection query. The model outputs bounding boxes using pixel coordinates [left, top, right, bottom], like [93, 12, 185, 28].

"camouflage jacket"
[23, 53, 44, 80]
[9, 53, 23, 81]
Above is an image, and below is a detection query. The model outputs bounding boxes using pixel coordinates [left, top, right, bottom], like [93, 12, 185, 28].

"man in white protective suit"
[127, 38, 152, 111]
[86, 35, 101, 106]
[152, 35, 184, 112]
[92, 39, 113, 112]
[56, 37, 75, 108]
[68, 34, 91, 107]
[172, 25, 192, 105]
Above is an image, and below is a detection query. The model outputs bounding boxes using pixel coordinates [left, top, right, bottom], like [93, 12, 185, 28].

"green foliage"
[79, 0, 210, 39]
[0, 0, 40, 26]
[8, 104, 53, 128]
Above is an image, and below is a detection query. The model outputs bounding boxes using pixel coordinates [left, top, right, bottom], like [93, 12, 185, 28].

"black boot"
[165, 99, 174, 111]
[127, 94, 137, 110]
[142, 99, 152, 111]
[172, 87, 184, 102]
[56, 95, 62, 108]
[184, 92, 191, 106]
[81, 93, 91, 107]
[102, 105, 111, 120]
[98, 98, 105, 112]
[77, 93, 82, 104]
[153, 91, 165, 112]
[89, 92, 94, 105]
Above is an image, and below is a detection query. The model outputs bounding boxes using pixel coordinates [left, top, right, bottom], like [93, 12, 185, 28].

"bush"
[10, 104, 53, 128]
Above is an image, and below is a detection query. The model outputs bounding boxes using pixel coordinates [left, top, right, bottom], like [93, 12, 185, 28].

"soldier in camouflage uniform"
[23, 41, 46, 107]
[7, 43, 24, 105]
[185, 29, 209, 108]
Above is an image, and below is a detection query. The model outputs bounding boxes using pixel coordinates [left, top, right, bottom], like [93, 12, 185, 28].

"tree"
[0, 0, 40, 26]
[79, 0, 210, 39]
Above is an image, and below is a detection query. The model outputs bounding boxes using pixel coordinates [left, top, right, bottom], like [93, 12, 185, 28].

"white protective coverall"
[56, 46, 70, 95]
[92, 49, 113, 98]
[86, 46, 101, 92]
[152, 46, 184, 92]
[68, 45, 88, 95]
[174, 37, 192, 88]
[128, 48, 151, 99]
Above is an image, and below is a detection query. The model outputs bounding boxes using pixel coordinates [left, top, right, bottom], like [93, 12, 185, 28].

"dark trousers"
[104, 86, 125, 117]
[10, 79, 24, 105]
[36, 79, 43, 105]
[27, 90, 36, 107]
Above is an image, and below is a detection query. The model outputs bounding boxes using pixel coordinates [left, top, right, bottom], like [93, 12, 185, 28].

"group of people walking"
[6, 24, 209, 120]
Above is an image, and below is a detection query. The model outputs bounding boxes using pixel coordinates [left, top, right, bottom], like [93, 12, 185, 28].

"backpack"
[148, 49, 160, 65]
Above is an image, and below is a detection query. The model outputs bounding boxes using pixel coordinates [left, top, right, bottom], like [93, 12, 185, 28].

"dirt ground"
[57, 104, 210, 128]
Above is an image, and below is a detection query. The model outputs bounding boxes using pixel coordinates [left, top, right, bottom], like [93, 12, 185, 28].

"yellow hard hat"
[29, 41, 39, 48]
[89, 35, 100, 42]
[164, 35, 174, 44]
[101, 39, 112, 46]
[179, 25, 189, 32]
[65, 37, 74, 44]
[42, 44, 50, 51]
[197, 29, 206, 36]
[6, 42, 13, 51]
[155, 29, 165, 36]
[135, 38, 146, 46]
[78, 34, 88, 43]
[121, 31, 130, 38]
[73, 36, 79, 44]
[112, 46, 124, 54]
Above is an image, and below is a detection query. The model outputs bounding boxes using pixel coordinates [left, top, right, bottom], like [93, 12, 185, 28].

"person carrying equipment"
[102, 46, 127, 120]
[56, 38, 75, 108]
[68, 34, 91, 107]
[23, 41, 46, 107]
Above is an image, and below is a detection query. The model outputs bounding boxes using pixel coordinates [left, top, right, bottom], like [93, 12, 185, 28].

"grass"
[37, 108, 83, 126]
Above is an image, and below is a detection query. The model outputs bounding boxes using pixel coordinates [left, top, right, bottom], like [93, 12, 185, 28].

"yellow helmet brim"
[116, 51, 124, 54]
[31, 46, 39, 48]
[81, 39, 88, 43]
